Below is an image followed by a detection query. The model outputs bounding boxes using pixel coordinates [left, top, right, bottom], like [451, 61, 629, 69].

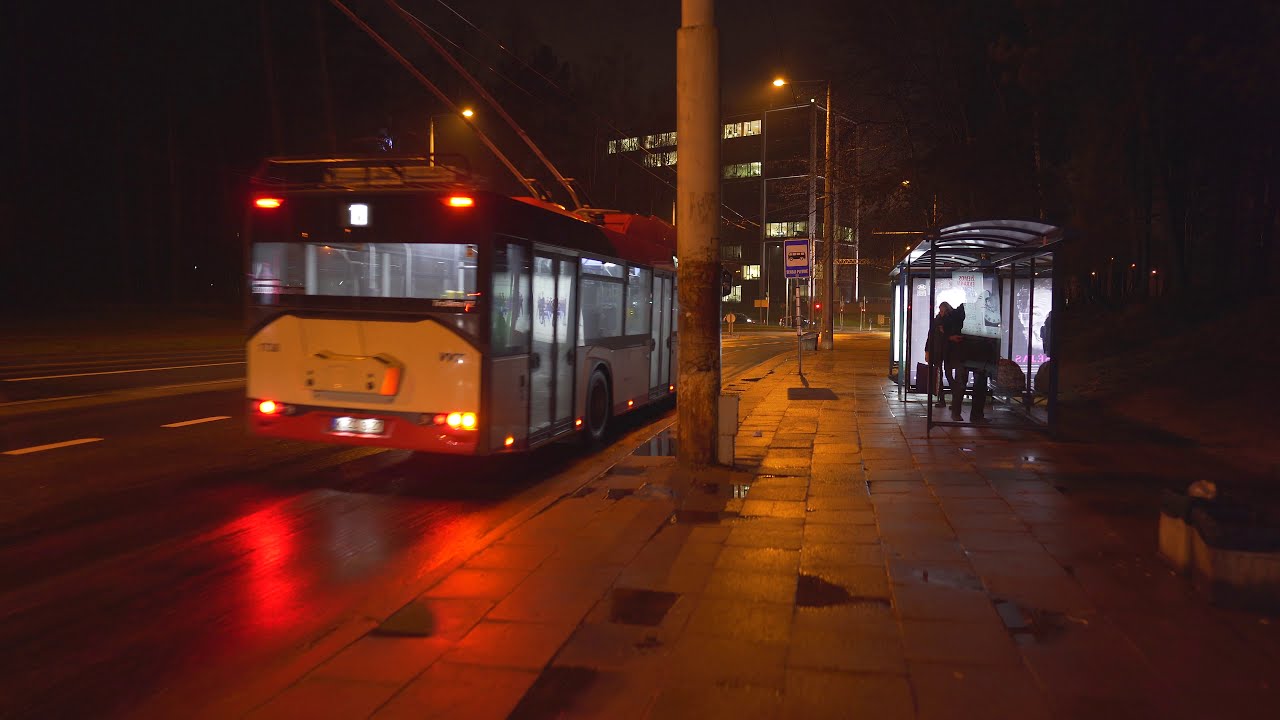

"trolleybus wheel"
[584, 369, 611, 445]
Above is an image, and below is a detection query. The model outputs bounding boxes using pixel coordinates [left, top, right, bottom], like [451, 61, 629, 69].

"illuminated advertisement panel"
[1001, 278, 1053, 367]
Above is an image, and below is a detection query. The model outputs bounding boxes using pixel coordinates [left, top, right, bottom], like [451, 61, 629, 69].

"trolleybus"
[245, 157, 677, 455]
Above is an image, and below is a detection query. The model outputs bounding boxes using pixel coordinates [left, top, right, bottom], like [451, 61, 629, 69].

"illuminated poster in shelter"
[1000, 278, 1053, 365]
[953, 271, 1001, 339]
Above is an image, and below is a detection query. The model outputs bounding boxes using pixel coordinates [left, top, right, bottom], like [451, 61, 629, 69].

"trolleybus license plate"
[331, 416, 385, 435]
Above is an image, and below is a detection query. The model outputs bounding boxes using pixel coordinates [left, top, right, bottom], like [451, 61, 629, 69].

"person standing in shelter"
[925, 302, 952, 408]
[944, 303, 999, 423]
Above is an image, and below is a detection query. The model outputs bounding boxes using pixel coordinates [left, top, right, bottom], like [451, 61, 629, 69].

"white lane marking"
[3, 438, 104, 456]
[4, 361, 246, 382]
[0, 394, 97, 407]
[162, 415, 232, 428]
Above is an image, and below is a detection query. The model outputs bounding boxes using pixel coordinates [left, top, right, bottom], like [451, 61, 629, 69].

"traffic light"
[721, 268, 733, 298]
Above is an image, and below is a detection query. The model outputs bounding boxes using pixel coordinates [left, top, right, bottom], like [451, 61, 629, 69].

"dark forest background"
[1, 0, 1275, 310]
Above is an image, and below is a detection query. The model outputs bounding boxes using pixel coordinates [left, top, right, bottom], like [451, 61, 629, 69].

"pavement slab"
[241, 335, 1279, 719]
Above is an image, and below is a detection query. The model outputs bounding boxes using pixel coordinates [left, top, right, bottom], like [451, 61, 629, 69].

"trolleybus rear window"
[250, 242, 478, 302]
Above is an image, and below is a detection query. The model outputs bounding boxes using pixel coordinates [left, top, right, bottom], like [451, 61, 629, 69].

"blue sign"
[784, 238, 810, 279]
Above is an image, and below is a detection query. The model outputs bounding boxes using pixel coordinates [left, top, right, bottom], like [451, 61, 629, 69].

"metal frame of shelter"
[889, 220, 1065, 434]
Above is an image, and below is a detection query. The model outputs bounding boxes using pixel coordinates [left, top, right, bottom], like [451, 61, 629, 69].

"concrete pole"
[820, 83, 835, 349]
[676, 0, 721, 467]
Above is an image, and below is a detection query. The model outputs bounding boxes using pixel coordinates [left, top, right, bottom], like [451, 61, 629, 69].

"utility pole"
[676, 0, 721, 467]
[820, 83, 835, 350]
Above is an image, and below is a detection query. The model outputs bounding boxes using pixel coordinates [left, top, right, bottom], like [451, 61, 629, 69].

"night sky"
[2, 1, 1274, 309]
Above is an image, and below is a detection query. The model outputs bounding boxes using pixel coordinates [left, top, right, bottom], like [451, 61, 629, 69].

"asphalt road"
[0, 332, 797, 719]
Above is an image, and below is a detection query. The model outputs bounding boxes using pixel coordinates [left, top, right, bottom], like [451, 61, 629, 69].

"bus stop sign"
[784, 239, 810, 279]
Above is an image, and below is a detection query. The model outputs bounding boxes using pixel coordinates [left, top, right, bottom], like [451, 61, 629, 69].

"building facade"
[598, 102, 860, 324]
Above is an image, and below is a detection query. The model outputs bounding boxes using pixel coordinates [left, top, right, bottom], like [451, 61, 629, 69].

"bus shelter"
[889, 220, 1064, 433]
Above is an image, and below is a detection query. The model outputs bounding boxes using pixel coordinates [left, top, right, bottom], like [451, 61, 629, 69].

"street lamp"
[429, 108, 474, 167]
[772, 77, 835, 348]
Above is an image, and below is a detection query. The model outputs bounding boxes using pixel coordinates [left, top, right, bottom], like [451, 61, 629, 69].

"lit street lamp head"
[461, 108, 474, 118]
[772, 78, 786, 87]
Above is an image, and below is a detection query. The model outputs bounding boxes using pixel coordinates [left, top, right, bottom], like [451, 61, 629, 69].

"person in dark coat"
[944, 303, 998, 423]
[925, 302, 952, 408]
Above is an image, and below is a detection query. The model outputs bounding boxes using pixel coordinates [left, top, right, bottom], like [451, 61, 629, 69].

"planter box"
[1189, 506, 1280, 611]
[1190, 528, 1280, 610]
[1158, 512, 1193, 575]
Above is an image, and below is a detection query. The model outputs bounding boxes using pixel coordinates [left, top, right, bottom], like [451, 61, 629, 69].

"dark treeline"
[823, 0, 1278, 302]
[1, 1, 1273, 309]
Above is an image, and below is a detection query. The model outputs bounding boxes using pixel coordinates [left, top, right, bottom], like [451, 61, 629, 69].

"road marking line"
[162, 415, 232, 428]
[0, 394, 97, 407]
[3, 438, 104, 455]
[4, 361, 246, 382]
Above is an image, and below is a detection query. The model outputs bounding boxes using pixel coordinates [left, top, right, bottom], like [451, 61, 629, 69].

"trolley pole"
[676, 0, 721, 467]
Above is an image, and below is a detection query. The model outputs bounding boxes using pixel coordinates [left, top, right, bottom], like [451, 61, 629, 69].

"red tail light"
[445, 196, 474, 208]
[254, 197, 283, 209]
[258, 400, 279, 414]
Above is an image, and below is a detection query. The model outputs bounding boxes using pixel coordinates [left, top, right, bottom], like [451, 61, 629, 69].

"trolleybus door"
[530, 252, 577, 439]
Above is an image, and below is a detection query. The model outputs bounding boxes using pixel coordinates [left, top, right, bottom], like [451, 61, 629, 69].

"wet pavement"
[203, 332, 1279, 719]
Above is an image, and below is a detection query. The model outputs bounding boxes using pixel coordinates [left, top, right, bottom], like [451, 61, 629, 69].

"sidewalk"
[235, 333, 1278, 720]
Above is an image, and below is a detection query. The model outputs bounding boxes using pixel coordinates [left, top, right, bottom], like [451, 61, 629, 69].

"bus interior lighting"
[446, 196, 475, 208]
[254, 197, 283, 209]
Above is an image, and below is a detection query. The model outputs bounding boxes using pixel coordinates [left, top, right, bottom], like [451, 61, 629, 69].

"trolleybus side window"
[491, 241, 531, 355]
[580, 258, 624, 342]
[625, 266, 653, 336]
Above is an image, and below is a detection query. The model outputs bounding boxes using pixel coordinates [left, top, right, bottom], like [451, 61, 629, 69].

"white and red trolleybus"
[244, 156, 677, 455]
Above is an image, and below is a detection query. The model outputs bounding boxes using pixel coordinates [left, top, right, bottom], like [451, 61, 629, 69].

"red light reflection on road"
[231, 504, 303, 632]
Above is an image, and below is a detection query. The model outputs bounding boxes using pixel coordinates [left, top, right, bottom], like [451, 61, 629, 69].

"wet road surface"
[0, 333, 796, 718]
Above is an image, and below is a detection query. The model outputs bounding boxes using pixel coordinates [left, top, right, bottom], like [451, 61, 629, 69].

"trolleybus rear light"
[445, 412, 478, 430]
[627, 399, 635, 408]
[445, 196, 475, 208]
[575, 418, 583, 428]
[254, 197, 283, 209]
[504, 436, 515, 447]
[257, 399, 281, 414]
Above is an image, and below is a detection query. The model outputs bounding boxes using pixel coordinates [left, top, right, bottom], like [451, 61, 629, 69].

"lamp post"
[429, 107, 474, 166]
[773, 78, 834, 348]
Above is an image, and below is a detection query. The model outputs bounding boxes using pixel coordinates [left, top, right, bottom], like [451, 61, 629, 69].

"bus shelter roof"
[891, 220, 1064, 276]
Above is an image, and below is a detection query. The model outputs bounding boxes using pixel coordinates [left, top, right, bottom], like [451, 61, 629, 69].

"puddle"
[610, 587, 680, 626]
[670, 509, 735, 524]
[895, 563, 985, 591]
[508, 666, 598, 720]
[633, 430, 677, 456]
[604, 488, 635, 500]
[788, 387, 839, 401]
[607, 465, 646, 476]
[993, 599, 1070, 645]
[795, 573, 891, 608]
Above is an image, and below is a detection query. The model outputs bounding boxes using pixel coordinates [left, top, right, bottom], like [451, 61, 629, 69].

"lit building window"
[742, 264, 761, 280]
[726, 285, 742, 302]
[644, 131, 677, 149]
[721, 244, 743, 260]
[766, 221, 807, 238]
[607, 140, 617, 154]
[722, 120, 761, 139]
[643, 151, 677, 168]
[620, 137, 639, 152]
[722, 162, 761, 179]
